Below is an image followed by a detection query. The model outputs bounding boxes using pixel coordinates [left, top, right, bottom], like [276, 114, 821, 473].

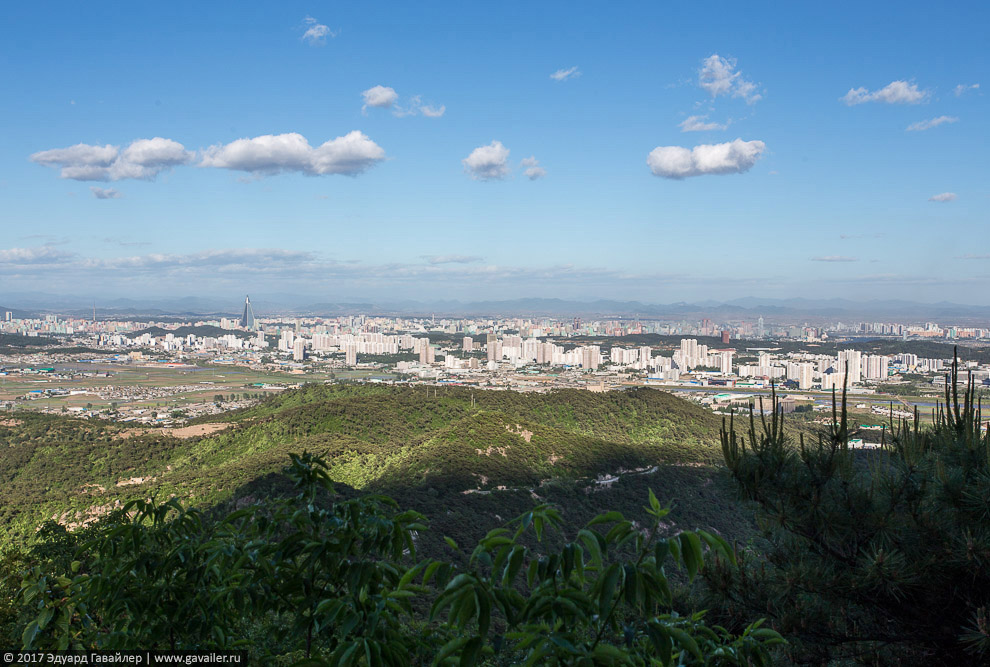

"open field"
[0, 361, 397, 413]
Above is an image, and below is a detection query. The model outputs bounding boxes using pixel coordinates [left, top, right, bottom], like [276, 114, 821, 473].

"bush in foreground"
[12, 453, 781, 665]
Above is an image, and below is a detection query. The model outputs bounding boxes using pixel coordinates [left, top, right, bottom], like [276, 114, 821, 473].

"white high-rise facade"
[837, 350, 862, 385]
[863, 355, 889, 381]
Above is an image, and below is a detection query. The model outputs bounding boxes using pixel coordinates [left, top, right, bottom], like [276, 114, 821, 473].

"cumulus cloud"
[698, 55, 761, 103]
[301, 16, 335, 45]
[361, 85, 399, 111]
[841, 80, 928, 105]
[0, 246, 74, 264]
[200, 132, 386, 177]
[906, 116, 958, 131]
[520, 156, 546, 180]
[679, 115, 729, 132]
[364, 88, 445, 117]
[647, 138, 765, 179]
[463, 141, 510, 180]
[30, 138, 192, 181]
[811, 256, 858, 262]
[90, 186, 121, 199]
[954, 83, 979, 97]
[422, 254, 483, 265]
[928, 192, 957, 203]
[550, 66, 581, 82]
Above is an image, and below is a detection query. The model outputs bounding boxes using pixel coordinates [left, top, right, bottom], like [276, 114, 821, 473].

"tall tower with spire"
[240, 295, 256, 330]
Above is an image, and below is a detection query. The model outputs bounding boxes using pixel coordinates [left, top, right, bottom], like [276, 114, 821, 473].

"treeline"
[0, 333, 58, 348]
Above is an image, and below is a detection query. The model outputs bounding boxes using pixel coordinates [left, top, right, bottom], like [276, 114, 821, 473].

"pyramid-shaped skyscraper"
[239, 295, 256, 329]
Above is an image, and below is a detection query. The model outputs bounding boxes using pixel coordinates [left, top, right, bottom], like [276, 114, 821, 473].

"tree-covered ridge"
[0, 386, 728, 548]
[0, 333, 59, 352]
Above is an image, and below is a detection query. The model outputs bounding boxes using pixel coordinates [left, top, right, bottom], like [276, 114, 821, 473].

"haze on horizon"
[1, 2, 987, 304]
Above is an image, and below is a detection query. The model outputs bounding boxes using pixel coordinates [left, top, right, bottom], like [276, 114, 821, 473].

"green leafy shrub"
[14, 453, 781, 665]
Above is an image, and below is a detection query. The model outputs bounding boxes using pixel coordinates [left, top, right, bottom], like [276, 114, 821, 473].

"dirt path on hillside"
[119, 422, 232, 439]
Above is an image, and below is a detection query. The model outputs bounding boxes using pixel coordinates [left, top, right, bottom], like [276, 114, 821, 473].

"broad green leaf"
[669, 626, 703, 661]
[460, 636, 483, 667]
[679, 532, 703, 581]
[22, 620, 40, 649]
[588, 511, 625, 527]
[597, 563, 622, 615]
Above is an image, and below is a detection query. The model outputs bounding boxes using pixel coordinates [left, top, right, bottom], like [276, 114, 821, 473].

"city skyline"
[1, 2, 987, 303]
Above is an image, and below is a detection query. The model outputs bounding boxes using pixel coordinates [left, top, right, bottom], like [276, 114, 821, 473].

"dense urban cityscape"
[3, 297, 987, 431]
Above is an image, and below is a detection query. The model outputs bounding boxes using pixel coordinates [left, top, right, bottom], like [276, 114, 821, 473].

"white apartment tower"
[837, 350, 863, 385]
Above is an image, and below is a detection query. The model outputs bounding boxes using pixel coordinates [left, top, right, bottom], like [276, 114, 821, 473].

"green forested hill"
[0, 385, 751, 551]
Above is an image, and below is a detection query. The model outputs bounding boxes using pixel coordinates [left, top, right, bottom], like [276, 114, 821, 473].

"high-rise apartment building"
[863, 355, 889, 380]
[420, 344, 435, 365]
[837, 350, 862, 384]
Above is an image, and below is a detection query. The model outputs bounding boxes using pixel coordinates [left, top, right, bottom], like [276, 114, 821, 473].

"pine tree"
[707, 353, 990, 664]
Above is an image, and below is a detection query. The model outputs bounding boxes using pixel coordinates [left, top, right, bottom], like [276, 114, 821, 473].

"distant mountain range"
[2, 292, 989, 322]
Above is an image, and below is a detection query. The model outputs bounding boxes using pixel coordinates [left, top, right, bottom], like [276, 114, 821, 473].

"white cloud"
[301, 16, 335, 45]
[419, 103, 446, 118]
[85, 248, 319, 272]
[928, 192, 957, 203]
[90, 186, 121, 199]
[906, 116, 958, 131]
[550, 66, 581, 82]
[811, 256, 858, 262]
[0, 245, 693, 295]
[463, 141, 511, 181]
[954, 83, 979, 97]
[0, 246, 73, 264]
[698, 55, 761, 103]
[110, 138, 192, 179]
[393, 94, 446, 118]
[200, 132, 386, 177]
[30, 138, 192, 181]
[361, 85, 399, 111]
[520, 156, 546, 180]
[364, 89, 445, 117]
[841, 80, 928, 105]
[679, 115, 729, 132]
[646, 138, 765, 179]
[957, 253, 990, 259]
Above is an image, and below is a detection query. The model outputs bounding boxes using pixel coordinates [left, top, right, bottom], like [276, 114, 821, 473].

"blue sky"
[1, 1, 987, 305]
